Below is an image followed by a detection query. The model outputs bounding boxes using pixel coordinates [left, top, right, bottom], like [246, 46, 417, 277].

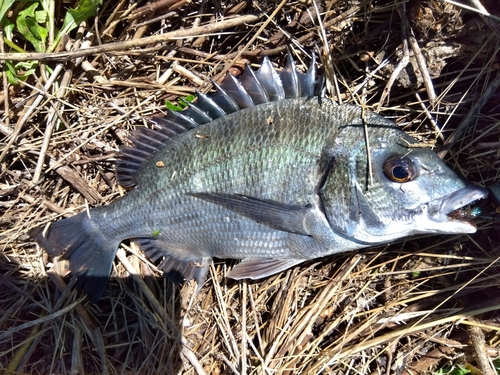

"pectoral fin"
[189, 192, 313, 235]
[228, 258, 306, 280]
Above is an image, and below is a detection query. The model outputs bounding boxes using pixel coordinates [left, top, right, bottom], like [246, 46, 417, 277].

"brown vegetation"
[1, 0, 499, 374]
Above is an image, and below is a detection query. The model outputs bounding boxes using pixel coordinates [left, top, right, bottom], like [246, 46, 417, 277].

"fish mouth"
[425, 185, 489, 233]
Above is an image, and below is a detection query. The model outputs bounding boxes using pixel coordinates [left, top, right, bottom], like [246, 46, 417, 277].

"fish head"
[320, 121, 488, 244]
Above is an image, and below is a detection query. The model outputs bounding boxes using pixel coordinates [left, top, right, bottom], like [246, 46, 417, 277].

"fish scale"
[31, 53, 488, 302]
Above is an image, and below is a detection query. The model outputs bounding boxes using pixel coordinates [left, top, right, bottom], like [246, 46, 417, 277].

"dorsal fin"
[117, 52, 321, 187]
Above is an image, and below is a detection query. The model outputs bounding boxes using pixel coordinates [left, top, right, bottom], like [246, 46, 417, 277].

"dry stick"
[71, 321, 83, 374]
[379, 3, 437, 109]
[469, 322, 496, 375]
[215, 0, 288, 81]
[443, 0, 500, 22]
[6, 324, 42, 372]
[0, 30, 11, 136]
[133, 11, 178, 29]
[101, 0, 134, 37]
[117, 245, 206, 374]
[45, 95, 157, 174]
[115, 248, 179, 334]
[133, 0, 190, 31]
[315, 302, 500, 372]
[468, 0, 500, 38]
[49, 159, 102, 205]
[244, 332, 269, 375]
[118, 246, 207, 373]
[157, 4, 363, 63]
[437, 73, 500, 158]
[241, 281, 247, 375]
[20, 192, 71, 216]
[0, 14, 262, 62]
[280, 256, 362, 362]
[129, 0, 186, 20]
[401, 22, 436, 104]
[377, 3, 409, 110]
[415, 92, 444, 143]
[247, 285, 265, 359]
[33, 66, 74, 183]
[210, 266, 240, 360]
[180, 336, 208, 375]
[311, 0, 340, 102]
[315, 255, 500, 372]
[399, 2, 436, 102]
[0, 64, 63, 164]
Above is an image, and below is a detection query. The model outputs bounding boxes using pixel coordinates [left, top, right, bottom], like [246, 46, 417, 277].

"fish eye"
[383, 155, 417, 183]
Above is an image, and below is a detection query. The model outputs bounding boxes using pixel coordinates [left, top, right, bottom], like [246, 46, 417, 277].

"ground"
[0, 0, 499, 374]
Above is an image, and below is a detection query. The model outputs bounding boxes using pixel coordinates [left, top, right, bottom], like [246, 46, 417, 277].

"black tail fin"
[30, 212, 119, 303]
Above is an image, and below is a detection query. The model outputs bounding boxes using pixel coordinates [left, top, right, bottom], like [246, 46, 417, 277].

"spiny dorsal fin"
[117, 52, 321, 187]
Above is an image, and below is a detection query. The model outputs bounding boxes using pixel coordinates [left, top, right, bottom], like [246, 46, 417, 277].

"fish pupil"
[392, 165, 408, 179]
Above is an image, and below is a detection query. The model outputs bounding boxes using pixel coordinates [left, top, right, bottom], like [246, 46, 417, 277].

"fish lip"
[439, 185, 489, 215]
[426, 185, 489, 230]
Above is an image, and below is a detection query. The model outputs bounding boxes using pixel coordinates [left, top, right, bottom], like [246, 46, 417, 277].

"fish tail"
[30, 212, 118, 303]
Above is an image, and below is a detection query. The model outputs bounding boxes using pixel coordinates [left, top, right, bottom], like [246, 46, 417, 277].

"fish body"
[31, 54, 488, 302]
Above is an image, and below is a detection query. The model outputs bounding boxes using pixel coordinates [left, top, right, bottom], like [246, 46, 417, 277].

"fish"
[30, 52, 488, 302]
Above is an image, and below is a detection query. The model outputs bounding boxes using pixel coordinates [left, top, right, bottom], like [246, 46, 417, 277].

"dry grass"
[1, 0, 500, 374]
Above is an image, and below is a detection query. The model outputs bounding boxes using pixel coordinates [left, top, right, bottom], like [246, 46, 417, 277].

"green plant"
[166, 94, 196, 111]
[1, 0, 102, 84]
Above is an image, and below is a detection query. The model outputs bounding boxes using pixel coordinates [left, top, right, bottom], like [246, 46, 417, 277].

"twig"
[0, 65, 63, 164]
[181, 336, 208, 375]
[468, 322, 496, 375]
[415, 92, 445, 143]
[467, 0, 500, 39]
[398, 2, 436, 103]
[116, 247, 179, 335]
[216, 0, 288, 81]
[377, 3, 409, 110]
[129, 0, 188, 20]
[0, 14, 263, 62]
[240, 281, 247, 375]
[49, 159, 102, 205]
[33, 66, 74, 183]
[0, 31, 11, 134]
[20, 192, 74, 216]
[443, 0, 500, 22]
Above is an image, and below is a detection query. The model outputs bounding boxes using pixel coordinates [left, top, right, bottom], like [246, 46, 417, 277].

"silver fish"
[31, 52, 488, 302]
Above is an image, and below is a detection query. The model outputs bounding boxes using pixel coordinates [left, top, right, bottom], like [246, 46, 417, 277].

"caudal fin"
[30, 212, 118, 303]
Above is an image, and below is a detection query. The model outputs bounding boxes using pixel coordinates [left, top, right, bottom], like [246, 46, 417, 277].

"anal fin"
[134, 238, 211, 286]
[228, 258, 306, 280]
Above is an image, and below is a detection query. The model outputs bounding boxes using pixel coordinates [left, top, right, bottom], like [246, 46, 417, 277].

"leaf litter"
[0, 0, 499, 374]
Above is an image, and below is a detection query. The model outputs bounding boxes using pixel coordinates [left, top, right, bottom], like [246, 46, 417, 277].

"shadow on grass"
[0, 253, 186, 375]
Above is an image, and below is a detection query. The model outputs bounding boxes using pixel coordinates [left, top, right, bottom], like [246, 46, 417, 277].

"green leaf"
[166, 100, 185, 111]
[16, 2, 48, 53]
[5, 60, 37, 84]
[166, 95, 196, 111]
[52, 0, 102, 52]
[1, 17, 15, 41]
[35, 9, 47, 24]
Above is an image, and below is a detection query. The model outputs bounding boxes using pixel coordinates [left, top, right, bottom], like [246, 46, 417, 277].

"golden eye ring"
[383, 155, 417, 183]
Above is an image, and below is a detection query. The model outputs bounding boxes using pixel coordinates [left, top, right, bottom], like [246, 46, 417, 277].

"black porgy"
[31, 53, 488, 302]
